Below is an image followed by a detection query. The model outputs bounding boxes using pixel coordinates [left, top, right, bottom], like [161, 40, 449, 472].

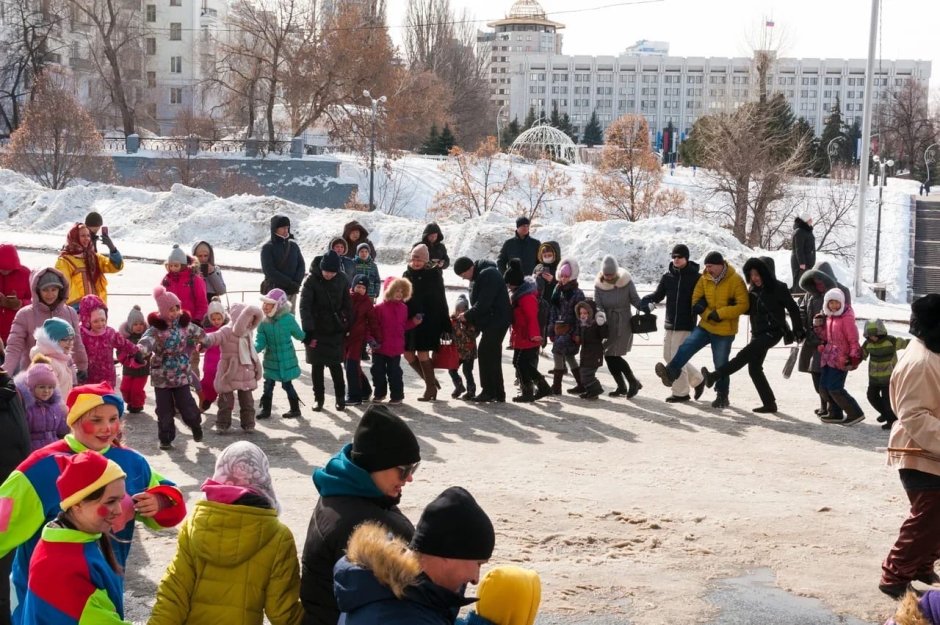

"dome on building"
[507, 0, 547, 20]
[510, 122, 579, 165]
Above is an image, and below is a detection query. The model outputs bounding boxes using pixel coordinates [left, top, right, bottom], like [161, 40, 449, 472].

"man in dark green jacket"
[300, 405, 421, 625]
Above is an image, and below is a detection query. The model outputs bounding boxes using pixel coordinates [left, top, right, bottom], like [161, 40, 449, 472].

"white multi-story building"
[0, 0, 228, 135]
[477, 0, 564, 109]
[508, 53, 931, 141]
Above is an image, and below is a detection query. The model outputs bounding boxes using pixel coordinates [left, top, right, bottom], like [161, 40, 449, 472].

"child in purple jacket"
[14, 354, 68, 450]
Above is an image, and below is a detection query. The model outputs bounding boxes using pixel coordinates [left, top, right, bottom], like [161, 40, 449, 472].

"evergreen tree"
[420, 124, 440, 155]
[843, 119, 862, 163]
[561, 113, 577, 142]
[550, 103, 562, 129]
[524, 106, 537, 130]
[583, 111, 603, 147]
[500, 116, 522, 149]
[814, 97, 845, 175]
[438, 124, 456, 154]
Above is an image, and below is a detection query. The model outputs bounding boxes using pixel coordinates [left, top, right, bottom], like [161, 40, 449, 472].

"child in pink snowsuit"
[199, 297, 227, 411]
[78, 294, 139, 387]
[817, 287, 865, 426]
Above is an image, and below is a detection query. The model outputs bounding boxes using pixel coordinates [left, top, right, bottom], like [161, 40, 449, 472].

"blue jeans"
[820, 365, 863, 418]
[262, 378, 299, 401]
[666, 326, 735, 394]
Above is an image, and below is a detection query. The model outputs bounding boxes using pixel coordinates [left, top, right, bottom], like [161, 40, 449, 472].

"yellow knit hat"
[475, 566, 541, 625]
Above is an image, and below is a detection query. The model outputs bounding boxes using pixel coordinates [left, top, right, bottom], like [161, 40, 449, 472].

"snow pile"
[0, 160, 919, 303]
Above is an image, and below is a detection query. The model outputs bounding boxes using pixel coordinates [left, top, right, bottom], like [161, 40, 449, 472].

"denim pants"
[345, 358, 372, 401]
[820, 365, 863, 418]
[666, 326, 734, 394]
[262, 378, 299, 401]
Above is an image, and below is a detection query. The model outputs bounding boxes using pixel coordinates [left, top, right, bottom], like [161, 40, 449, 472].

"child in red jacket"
[504, 260, 551, 403]
[345, 276, 381, 406]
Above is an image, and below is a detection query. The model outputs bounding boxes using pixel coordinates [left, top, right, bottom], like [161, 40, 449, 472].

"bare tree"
[583, 114, 665, 222]
[0, 0, 66, 134]
[65, 0, 146, 136]
[404, 0, 493, 146]
[512, 159, 574, 221]
[882, 79, 936, 176]
[811, 180, 858, 260]
[698, 97, 810, 245]
[1, 71, 113, 188]
[433, 136, 515, 219]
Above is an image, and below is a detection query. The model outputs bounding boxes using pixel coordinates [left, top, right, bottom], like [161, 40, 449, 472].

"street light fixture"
[826, 136, 844, 175]
[872, 154, 894, 284]
[363, 90, 387, 212]
[926, 142, 939, 189]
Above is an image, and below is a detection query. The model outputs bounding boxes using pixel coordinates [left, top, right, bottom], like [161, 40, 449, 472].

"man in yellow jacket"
[655, 251, 749, 408]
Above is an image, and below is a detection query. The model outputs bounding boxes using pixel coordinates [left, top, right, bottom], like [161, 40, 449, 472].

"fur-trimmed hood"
[537, 241, 561, 264]
[594, 267, 633, 291]
[555, 257, 579, 281]
[230, 303, 264, 337]
[823, 288, 847, 317]
[13, 376, 64, 411]
[147, 310, 192, 331]
[574, 298, 598, 322]
[342, 523, 420, 600]
[742, 256, 778, 292]
[799, 261, 839, 294]
[510, 275, 538, 305]
[29, 267, 69, 309]
[794, 217, 814, 233]
[383, 277, 413, 302]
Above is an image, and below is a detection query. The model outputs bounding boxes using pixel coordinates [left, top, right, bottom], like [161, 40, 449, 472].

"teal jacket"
[255, 310, 305, 382]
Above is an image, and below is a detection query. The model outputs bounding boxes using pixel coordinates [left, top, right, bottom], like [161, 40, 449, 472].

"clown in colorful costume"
[0, 383, 185, 623]
[21, 451, 129, 624]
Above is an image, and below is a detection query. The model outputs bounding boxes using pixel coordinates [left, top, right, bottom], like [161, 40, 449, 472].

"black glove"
[638, 299, 651, 314]
[100, 233, 117, 253]
[707, 310, 721, 323]
[133, 352, 147, 365]
[76, 370, 88, 383]
[692, 298, 707, 315]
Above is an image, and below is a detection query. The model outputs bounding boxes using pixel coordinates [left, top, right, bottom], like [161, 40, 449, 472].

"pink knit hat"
[153, 285, 181, 318]
[26, 355, 57, 389]
[79, 294, 107, 329]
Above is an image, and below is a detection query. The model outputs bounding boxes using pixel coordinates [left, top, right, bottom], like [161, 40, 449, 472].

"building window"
[170, 56, 182, 73]
[619, 86, 635, 96]
[170, 87, 183, 104]
[686, 75, 703, 84]
[529, 72, 545, 81]
[169, 23, 181, 40]
[147, 71, 156, 88]
[574, 73, 591, 82]
[146, 4, 156, 21]
[619, 74, 635, 83]
[596, 87, 612, 95]
[146, 37, 156, 55]
[597, 74, 612, 83]
[709, 75, 726, 84]
[170, 0, 181, 5]
[552, 73, 568, 82]
[642, 74, 657, 83]
[801, 76, 818, 85]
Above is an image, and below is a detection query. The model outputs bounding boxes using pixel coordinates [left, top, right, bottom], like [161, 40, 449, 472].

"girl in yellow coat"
[148, 442, 302, 625]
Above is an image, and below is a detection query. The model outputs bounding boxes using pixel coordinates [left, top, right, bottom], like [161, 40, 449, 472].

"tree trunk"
[100, 30, 135, 135]
[732, 177, 749, 243]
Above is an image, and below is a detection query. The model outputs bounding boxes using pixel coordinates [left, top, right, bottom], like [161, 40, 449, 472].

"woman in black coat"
[790, 216, 816, 292]
[414, 223, 449, 270]
[300, 251, 352, 412]
[403, 244, 451, 401]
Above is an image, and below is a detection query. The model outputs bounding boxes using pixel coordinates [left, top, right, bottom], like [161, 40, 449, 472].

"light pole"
[496, 104, 508, 150]
[826, 136, 844, 175]
[363, 90, 386, 212]
[926, 142, 939, 189]
[872, 154, 894, 284]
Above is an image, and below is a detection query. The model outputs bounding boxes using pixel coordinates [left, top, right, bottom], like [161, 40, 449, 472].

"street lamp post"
[363, 90, 386, 212]
[926, 142, 939, 189]
[872, 154, 894, 284]
[496, 104, 508, 150]
[826, 136, 844, 175]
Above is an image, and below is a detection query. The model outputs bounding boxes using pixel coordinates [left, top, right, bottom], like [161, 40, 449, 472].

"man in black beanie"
[334, 486, 495, 624]
[455, 256, 511, 402]
[880, 293, 940, 598]
[260, 214, 306, 309]
[300, 405, 421, 625]
[640, 243, 706, 403]
[497, 216, 541, 275]
[84, 211, 104, 253]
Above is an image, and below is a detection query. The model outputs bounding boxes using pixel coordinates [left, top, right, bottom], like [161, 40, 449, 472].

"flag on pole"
[766, 20, 775, 27]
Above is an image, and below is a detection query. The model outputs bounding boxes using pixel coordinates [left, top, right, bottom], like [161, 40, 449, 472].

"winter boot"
[282, 395, 301, 419]
[417, 360, 438, 402]
[623, 362, 643, 398]
[451, 377, 466, 399]
[257, 394, 272, 420]
[408, 359, 425, 381]
[711, 392, 729, 409]
[532, 375, 553, 401]
[606, 358, 628, 397]
[701, 366, 720, 389]
[566, 367, 585, 394]
[551, 370, 565, 395]
[580, 379, 603, 400]
[513, 382, 535, 403]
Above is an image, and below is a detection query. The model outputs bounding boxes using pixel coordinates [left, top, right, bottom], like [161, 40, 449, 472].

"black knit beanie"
[84, 212, 103, 228]
[320, 250, 341, 273]
[351, 405, 420, 472]
[410, 487, 495, 560]
[671, 244, 690, 260]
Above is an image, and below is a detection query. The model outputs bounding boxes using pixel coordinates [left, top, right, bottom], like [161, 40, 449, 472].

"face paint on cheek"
[97, 505, 110, 518]
[81, 421, 98, 434]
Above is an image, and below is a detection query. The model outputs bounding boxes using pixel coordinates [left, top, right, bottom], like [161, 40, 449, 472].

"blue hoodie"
[313, 444, 384, 499]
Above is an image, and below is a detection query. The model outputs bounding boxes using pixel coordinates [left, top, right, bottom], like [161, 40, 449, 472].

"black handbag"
[630, 313, 658, 335]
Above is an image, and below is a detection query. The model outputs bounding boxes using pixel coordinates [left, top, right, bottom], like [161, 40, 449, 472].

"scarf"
[60, 223, 102, 293]
[709, 265, 728, 285]
[237, 334, 255, 366]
